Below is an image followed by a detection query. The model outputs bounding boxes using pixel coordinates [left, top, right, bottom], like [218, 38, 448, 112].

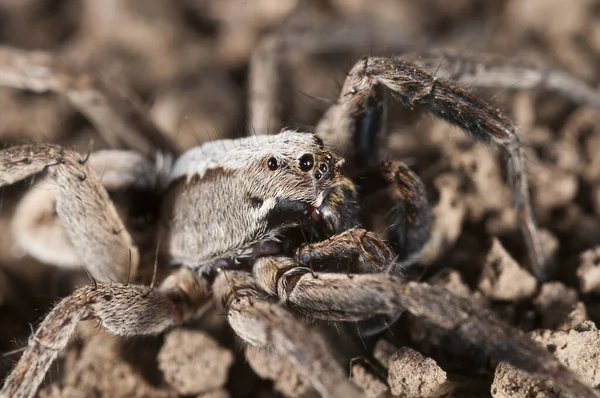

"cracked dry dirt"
[3, 1, 600, 397]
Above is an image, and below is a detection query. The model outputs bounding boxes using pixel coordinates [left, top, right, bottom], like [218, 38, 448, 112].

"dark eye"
[314, 136, 324, 149]
[267, 157, 279, 171]
[299, 154, 314, 172]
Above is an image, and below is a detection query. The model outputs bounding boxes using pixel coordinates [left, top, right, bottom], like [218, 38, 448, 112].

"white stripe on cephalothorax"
[169, 130, 318, 182]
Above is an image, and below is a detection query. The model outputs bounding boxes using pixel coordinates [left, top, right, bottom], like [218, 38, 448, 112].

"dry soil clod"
[158, 329, 234, 395]
[386, 346, 447, 398]
[478, 238, 538, 301]
[577, 246, 600, 294]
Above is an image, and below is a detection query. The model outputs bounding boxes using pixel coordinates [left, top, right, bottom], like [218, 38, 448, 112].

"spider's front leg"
[254, 258, 600, 398]
[318, 57, 548, 280]
[213, 270, 362, 398]
[0, 144, 139, 281]
[315, 65, 432, 272]
[296, 159, 431, 334]
[0, 267, 211, 398]
[356, 160, 432, 266]
[303, 160, 431, 274]
[0, 47, 179, 157]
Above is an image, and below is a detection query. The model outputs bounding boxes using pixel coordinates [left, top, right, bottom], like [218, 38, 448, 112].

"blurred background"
[2, 1, 600, 397]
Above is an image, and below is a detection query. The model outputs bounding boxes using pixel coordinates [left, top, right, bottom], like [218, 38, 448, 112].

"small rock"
[387, 347, 447, 397]
[540, 228, 560, 266]
[351, 363, 390, 398]
[158, 329, 234, 395]
[196, 390, 230, 398]
[491, 362, 561, 398]
[533, 282, 581, 329]
[478, 239, 537, 301]
[577, 246, 600, 294]
[560, 302, 589, 330]
[419, 173, 467, 265]
[245, 347, 316, 398]
[529, 321, 600, 387]
[429, 268, 471, 298]
[373, 339, 398, 369]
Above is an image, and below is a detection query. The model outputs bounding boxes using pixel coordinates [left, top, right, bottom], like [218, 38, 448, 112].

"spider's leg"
[248, 36, 292, 135]
[312, 75, 431, 268]
[319, 57, 548, 280]
[0, 46, 179, 158]
[294, 226, 402, 337]
[410, 50, 600, 109]
[255, 260, 599, 398]
[356, 160, 432, 267]
[310, 61, 429, 267]
[11, 149, 168, 271]
[297, 161, 430, 335]
[298, 159, 432, 271]
[1, 145, 143, 282]
[296, 227, 395, 272]
[0, 267, 211, 398]
[213, 270, 362, 398]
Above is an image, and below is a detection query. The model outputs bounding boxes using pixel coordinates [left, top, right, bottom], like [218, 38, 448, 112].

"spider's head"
[169, 130, 347, 228]
[245, 131, 346, 224]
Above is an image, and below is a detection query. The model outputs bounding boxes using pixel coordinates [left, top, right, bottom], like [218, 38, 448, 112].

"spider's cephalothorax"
[3, 44, 600, 398]
[162, 131, 377, 276]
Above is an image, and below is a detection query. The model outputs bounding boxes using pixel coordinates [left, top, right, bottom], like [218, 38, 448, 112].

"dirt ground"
[2, 0, 600, 397]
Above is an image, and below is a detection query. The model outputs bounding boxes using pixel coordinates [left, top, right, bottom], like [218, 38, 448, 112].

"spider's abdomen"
[162, 169, 280, 268]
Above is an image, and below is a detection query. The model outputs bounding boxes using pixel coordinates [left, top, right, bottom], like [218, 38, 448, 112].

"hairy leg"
[0, 46, 178, 158]
[255, 258, 599, 398]
[249, 19, 600, 138]
[295, 159, 432, 334]
[318, 57, 548, 280]
[213, 270, 362, 398]
[248, 36, 292, 135]
[357, 160, 432, 265]
[0, 145, 138, 281]
[0, 267, 210, 398]
[296, 227, 395, 272]
[11, 150, 169, 271]
[409, 50, 600, 108]
[311, 159, 431, 269]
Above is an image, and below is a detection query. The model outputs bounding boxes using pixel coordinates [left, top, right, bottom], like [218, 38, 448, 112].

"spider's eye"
[314, 136, 324, 149]
[267, 157, 279, 171]
[299, 154, 314, 172]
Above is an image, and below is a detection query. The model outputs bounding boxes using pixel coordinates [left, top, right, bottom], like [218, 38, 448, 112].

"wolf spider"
[1, 33, 600, 398]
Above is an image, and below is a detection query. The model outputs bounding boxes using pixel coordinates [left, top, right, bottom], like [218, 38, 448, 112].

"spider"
[1, 34, 600, 397]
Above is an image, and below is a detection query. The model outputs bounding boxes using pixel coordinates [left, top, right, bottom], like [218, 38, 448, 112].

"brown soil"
[2, 1, 600, 397]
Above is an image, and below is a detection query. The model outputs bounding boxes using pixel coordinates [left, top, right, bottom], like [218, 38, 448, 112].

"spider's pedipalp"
[213, 271, 362, 398]
[295, 227, 395, 272]
[260, 263, 598, 398]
